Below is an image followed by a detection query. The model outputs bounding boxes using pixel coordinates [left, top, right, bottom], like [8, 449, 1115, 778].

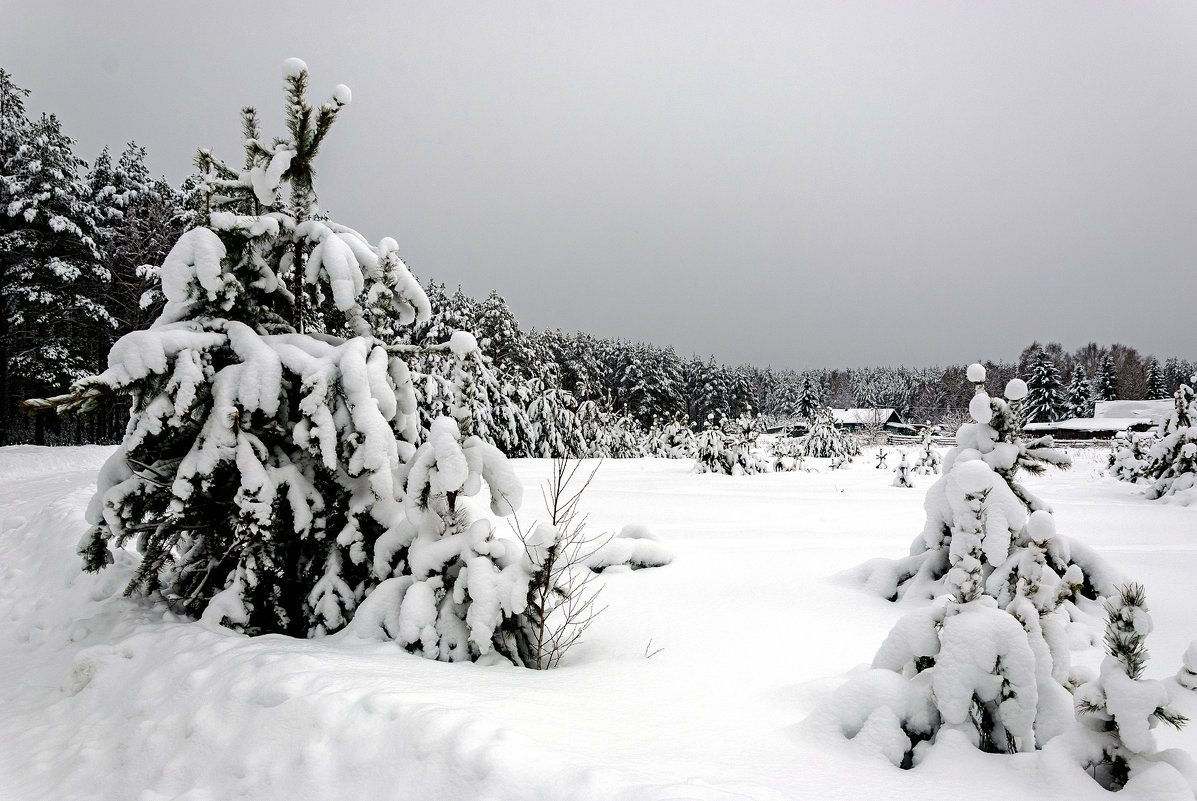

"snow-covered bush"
[770, 436, 811, 472]
[43, 61, 542, 661]
[654, 416, 697, 459]
[1075, 584, 1188, 790]
[1141, 378, 1197, 504]
[586, 524, 673, 572]
[798, 407, 860, 459]
[692, 414, 771, 475]
[1107, 431, 1156, 484]
[354, 416, 534, 662]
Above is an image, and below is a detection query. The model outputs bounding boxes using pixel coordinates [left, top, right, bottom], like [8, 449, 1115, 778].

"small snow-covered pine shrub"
[1141, 378, 1197, 503]
[1075, 584, 1188, 790]
[691, 413, 771, 475]
[910, 428, 941, 475]
[1107, 431, 1156, 484]
[770, 436, 811, 472]
[655, 416, 697, 459]
[860, 364, 1110, 605]
[835, 364, 1121, 766]
[799, 407, 860, 459]
[39, 61, 544, 663]
[1177, 641, 1197, 691]
[892, 455, 913, 488]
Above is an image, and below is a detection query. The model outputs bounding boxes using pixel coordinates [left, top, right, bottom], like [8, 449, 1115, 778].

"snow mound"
[586, 526, 673, 571]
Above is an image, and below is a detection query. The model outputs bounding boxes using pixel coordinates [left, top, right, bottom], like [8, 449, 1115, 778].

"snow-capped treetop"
[967, 363, 987, 383]
[333, 84, 352, 105]
[282, 57, 309, 79]
[951, 458, 996, 495]
[1005, 378, 1028, 402]
[968, 393, 993, 425]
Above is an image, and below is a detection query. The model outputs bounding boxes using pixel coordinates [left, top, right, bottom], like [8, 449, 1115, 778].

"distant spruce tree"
[1094, 353, 1119, 403]
[1144, 358, 1168, 401]
[1023, 348, 1065, 424]
[1066, 366, 1092, 418]
[795, 374, 821, 423]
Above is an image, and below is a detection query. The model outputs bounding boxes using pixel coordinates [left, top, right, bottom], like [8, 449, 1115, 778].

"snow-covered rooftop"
[1092, 399, 1173, 423]
[829, 408, 897, 425]
[1024, 417, 1155, 433]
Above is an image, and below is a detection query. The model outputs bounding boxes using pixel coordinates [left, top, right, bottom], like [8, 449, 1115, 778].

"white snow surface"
[2, 446, 1195, 800]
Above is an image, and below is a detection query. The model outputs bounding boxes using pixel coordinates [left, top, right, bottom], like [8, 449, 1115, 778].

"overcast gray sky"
[4, 1, 1195, 369]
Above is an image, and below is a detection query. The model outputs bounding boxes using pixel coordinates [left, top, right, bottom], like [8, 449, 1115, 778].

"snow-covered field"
[1, 445, 1194, 801]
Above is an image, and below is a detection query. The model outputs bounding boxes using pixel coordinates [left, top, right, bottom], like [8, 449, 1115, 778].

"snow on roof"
[1024, 417, 1154, 433]
[829, 408, 896, 425]
[1093, 399, 1173, 423]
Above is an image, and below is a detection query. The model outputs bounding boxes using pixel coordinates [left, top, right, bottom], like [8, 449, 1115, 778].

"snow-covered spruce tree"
[38, 61, 540, 661]
[798, 406, 860, 459]
[1066, 366, 1092, 419]
[1095, 354, 1119, 403]
[1145, 358, 1168, 401]
[523, 377, 586, 458]
[1075, 583, 1188, 790]
[2, 109, 111, 439]
[1024, 348, 1065, 424]
[795, 374, 821, 424]
[1141, 377, 1197, 503]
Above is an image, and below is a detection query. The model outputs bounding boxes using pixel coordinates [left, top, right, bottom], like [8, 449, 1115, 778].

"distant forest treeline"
[2, 66, 1192, 446]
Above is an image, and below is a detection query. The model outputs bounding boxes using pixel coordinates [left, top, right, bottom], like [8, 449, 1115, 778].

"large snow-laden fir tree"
[2, 98, 112, 441]
[37, 61, 541, 662]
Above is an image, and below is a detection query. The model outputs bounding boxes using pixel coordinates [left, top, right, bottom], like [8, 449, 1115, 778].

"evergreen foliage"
[798, 407, 860, 459]
[31, 61, 550, 664]
[1066, 367, 1092, 419]
[2, 108, 109, 440]
[1075, 583, 1187, 790]
[1144, 358, 1167, 401]
[1094, 354, 1118, 404]
[1023, 348, 1065, 424]
[841, 364, 1121, 768]
[1141, 377, 1197, 502]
